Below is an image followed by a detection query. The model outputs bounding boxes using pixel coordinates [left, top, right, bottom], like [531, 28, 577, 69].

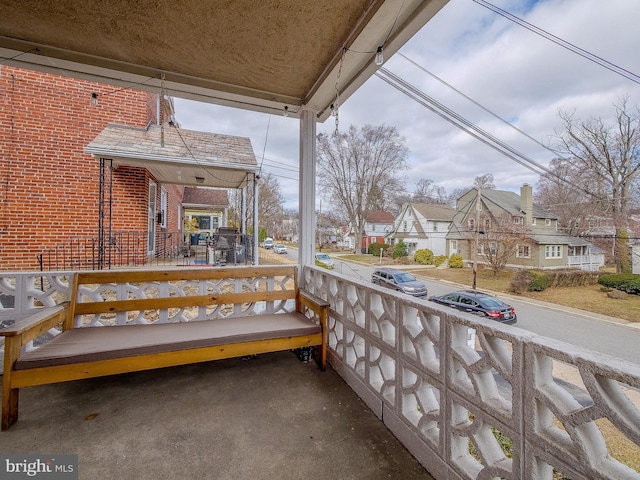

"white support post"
[299, 108, 317, 268]
[253, 173, 259, 265]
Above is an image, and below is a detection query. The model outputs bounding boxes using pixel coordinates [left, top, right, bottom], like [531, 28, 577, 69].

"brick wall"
[0, 66, 177, 270]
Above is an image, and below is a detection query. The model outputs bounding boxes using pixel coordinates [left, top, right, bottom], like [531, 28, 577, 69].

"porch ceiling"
[0, 0, 448, 121]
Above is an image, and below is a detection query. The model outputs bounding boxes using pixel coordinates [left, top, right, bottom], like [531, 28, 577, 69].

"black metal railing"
[38, 231, 256, 271]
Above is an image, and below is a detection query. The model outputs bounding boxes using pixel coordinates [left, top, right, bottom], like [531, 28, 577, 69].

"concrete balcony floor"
[0, 351, 434, 480]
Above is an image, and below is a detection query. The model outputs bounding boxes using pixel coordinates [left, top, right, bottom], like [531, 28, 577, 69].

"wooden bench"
[1, 265, 328, 430]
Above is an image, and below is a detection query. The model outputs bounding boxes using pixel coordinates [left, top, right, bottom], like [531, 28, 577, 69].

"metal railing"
[37, 231, 255, 270]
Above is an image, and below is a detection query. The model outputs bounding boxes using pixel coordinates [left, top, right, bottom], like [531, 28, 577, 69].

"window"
[532, 218, 537, 226]
[545, 245, 562, 258]
[477, 243, 484, 255]
[484, 218, 491, 230]
[513, 216, 523, 225]
[545, 218, 551, 226]
[489, 242, 497, 255]
[468, 218, 475, 230]
[516, 245, 530, 258]
[160, 188, 167, 228]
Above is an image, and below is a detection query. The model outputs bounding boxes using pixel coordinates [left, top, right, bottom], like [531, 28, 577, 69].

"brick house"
[0, 66, 256, 270]
[359, 211, 395, 253]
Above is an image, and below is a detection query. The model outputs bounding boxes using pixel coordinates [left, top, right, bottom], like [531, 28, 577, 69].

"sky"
[172, 0, 640, 211]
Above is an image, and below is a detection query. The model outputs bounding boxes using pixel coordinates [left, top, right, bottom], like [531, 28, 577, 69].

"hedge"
[598, 273, 640, 295]
[509, 269, 601, 293]
[368, 242, 390, 257]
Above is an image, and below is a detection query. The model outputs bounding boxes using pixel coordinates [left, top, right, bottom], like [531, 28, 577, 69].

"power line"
[375, 67, 599, 202]
[473, 0, 640, 85]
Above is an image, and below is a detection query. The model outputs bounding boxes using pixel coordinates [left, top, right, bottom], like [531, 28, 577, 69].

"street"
[289, 248, 640, 365]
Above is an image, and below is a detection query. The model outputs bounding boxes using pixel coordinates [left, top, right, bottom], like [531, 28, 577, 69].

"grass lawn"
[337, 254, 640, 322]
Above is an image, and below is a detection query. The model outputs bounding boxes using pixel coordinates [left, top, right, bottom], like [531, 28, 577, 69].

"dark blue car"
[428, 290, 517, 324]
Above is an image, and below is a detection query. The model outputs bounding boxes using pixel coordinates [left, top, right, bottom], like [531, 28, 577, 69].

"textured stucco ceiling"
[0, 0, 448, 119]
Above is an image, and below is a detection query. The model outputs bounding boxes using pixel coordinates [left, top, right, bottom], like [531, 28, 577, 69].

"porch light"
[195, 176, 205, 184]
[283, 106, 289, 117]
[90, 92, 98, 106]
[375, 46, 384, 66]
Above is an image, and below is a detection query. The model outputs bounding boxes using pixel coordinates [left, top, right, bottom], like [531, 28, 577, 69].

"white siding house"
[390, 203, 456, 257]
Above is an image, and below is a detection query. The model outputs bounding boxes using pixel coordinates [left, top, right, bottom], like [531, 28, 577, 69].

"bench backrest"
[66, 265, 299, 329]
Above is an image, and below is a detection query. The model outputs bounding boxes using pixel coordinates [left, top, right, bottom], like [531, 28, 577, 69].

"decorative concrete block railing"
[0, 269, 296, 325]
[2, 268, 639, 479]
[301, 266, 640, 480]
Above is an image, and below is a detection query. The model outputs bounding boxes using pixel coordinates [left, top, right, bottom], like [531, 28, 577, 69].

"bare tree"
[555, 97, 640, 272]
[535, 158, 607, 236]
[317, 124, 408, 252]
[230, 173, 284, 236]
[477, 212, 530, 276]
[473, 173, 496, 190]
[412, 178, 449, 204]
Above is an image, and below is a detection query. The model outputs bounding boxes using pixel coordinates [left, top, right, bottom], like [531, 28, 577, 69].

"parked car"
[371, 267, 428, 298]
[314, 252, 334, 269]
[428, 290, 517, 324]
[274, 244, 287, 254]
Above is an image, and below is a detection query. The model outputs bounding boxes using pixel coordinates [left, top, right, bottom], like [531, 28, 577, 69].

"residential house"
[183, 187, 229, 235]
[0, 66, 256, 270]
[360, 211, 395, 253]
[391, 203, 456, 257]
[447, 184, 604, 271]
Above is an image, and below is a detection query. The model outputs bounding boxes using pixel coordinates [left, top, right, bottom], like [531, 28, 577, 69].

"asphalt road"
[291, 249, 640, 365]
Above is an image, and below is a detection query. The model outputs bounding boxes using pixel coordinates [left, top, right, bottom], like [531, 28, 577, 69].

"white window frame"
[545, 245, 562, 258]
[545, 218, 551, 226]
[160, 187, 168, 229]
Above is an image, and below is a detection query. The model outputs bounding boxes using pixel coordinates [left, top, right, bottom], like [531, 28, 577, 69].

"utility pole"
[472, 188, 481, 290]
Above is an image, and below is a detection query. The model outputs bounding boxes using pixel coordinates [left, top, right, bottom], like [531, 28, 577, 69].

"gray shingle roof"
[86, 123, 257, 169]
[411, 203, 456, 221]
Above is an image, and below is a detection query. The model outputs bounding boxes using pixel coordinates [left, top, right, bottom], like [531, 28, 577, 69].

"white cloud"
[174, 0, 640, 209]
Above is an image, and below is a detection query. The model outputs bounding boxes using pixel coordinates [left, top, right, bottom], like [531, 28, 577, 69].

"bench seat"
[1, 265, 329, 430]
[15, 313, 321, 370]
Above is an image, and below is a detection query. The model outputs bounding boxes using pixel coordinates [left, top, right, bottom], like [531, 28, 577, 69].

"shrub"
[434, 255, 447, 267]
[395, 256, 413, 265]
[508, 269, 532, 294]
[392, 239, 408, 259]
[448, 254, 463, 268]
[599, 273, 640, 295]
[368, 242, 390, 257]
[414, 249, 434, 265]
[529, 271, 549, 291]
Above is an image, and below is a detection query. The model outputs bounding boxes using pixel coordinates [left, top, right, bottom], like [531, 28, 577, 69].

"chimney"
[521, 184, 533, 225]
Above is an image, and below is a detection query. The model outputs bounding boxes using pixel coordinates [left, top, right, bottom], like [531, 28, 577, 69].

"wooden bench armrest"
[297, 289, 329, 315]
[0, 302, 70, 344]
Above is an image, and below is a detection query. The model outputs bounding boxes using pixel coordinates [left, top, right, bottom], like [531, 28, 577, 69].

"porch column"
[299, 108, 317, 268]
[253, 173, 259, 265]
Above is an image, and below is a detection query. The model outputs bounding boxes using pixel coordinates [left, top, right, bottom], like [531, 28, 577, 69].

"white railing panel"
[302, 266, 640, 480]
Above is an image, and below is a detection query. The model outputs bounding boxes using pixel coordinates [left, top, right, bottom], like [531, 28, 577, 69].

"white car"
[314, 252, 334, 269]
[274, 244, 287, 254]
